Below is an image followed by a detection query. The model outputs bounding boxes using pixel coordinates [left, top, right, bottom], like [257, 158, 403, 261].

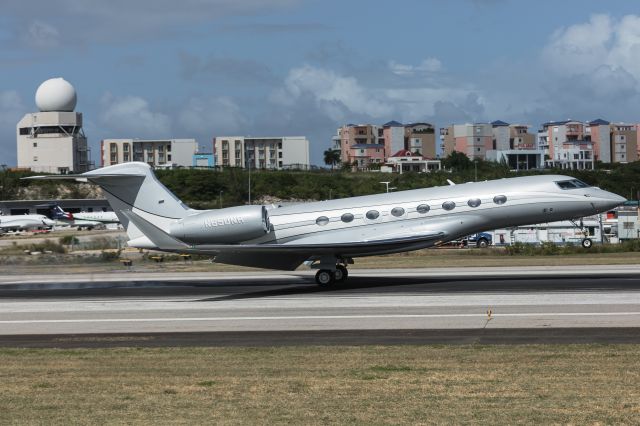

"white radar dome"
[35, 77, 77, 112]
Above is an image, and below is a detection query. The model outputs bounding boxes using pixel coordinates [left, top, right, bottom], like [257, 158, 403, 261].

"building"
[441, 123, 493, 160]
[382, 150, 442, 173]
[335, 121, 437, 169]
[539, 118, 638, 168]
[609, 123, 638, 163]
[16, 78, 91, 173]
[0, 199, 112, 216]
[213, 136, 310, 170]
[404, 123, 437, 158]
[100, 138, 198, 168]
[192, 152, 215, 167]
[485, 121, 542, 169]
[441, 121, 542, 168]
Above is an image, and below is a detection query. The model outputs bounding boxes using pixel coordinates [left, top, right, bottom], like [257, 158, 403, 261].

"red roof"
[390, 149, 423, 159]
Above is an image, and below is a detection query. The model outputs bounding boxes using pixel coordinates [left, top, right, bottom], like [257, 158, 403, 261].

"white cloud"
[389, 57, 442, 76]
[178, 97, 248, 134]
[272, 65, 393, 120]
[543, 13, 640, 84]
[21, 20, 60, 49]
[100, 93, 171, 137]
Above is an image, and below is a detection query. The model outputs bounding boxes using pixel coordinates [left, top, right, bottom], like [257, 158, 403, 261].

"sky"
[2, 0, 640, 166]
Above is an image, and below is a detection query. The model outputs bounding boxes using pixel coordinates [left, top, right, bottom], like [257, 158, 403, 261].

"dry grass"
[1, 345, 639, 424]
[2, 250, 639, 276]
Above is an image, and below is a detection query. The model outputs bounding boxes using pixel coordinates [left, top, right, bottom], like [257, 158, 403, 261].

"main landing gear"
[312, 258, 352, 287]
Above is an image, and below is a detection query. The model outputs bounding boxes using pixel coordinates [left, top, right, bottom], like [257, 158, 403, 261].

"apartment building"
[441, 123, 493, 159]
[335, 121, 437, 169]
[214, 136, 310, 170]
[539, 120, 594, 169]
[609, 123, 638, 163]
[441, 121, 542, 169]
[100, 138, 198, 168]
[405, 123, 437, 158]
[539, 119, 638, 168]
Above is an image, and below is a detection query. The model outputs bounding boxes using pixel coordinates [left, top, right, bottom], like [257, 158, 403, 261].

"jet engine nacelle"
[169, 205, 270, 244]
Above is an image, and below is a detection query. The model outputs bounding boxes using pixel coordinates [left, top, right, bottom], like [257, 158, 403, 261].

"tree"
[323, 149, 341, 170]
[442, 151, 472, 170]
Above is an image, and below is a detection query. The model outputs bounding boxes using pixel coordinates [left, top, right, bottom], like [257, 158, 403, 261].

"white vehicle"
[30, 162, 626, 286]
[0, 214, 55, 234]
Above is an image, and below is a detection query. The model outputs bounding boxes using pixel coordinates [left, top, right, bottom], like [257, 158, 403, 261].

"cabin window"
[555, 179, 590, 190]
[391, 207, 405, 217]
[416, 204, 430, 214]
[442, 201, 455, 211]
[341, 213, 354, 223]
[468, 198, 481, 208]
[493, 195, 507, 205]
[366, 210, 379, 220]
[316, 216, 329, 226]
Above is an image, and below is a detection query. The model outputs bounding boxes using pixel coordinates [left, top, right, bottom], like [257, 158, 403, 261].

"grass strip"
[1, 345, 639, 424]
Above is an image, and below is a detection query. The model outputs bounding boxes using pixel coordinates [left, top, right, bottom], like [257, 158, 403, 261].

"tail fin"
[26, 162, 191, 245]
[35, 203, 72, 220]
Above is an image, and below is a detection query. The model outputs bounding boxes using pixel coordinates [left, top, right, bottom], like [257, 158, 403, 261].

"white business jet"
[28, 162, 626, 286]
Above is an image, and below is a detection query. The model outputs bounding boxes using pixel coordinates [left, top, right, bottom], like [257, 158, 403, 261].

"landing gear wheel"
[334, 265, 348, 282]
[582, 238, 593, 249]
[315, 269, 335, 287]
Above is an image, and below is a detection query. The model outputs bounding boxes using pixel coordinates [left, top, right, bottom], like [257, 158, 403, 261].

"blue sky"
[2, 0, 640, 165]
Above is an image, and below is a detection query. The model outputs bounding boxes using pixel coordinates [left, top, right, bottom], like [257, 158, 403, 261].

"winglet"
[447, 179, 456, 186]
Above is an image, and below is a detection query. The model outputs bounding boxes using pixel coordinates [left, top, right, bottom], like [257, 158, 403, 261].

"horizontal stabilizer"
[119, 210, 188, 251]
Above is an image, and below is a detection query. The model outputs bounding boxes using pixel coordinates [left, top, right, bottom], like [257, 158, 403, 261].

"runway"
[1, 266, 640, 346]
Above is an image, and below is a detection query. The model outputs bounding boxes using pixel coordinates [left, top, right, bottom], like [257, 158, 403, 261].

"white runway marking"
[1, 312, 640, 324]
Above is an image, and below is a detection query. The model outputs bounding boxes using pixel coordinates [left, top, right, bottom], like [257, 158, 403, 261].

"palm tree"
[323, 149, 341, 170]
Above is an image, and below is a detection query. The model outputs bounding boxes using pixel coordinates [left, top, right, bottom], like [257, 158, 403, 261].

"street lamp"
[380, 181, 396, 193]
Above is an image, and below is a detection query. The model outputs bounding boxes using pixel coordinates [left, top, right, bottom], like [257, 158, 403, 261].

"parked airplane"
[0, 213, 55, 234]
[28, 162, 626, 285]
[42, 204, 119, 229]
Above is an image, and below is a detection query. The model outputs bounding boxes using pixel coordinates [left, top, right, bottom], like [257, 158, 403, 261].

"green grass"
[1, 345, 639, 424]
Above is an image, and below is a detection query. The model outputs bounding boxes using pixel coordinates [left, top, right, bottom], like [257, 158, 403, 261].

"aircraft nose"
[591, 190, 626, 212]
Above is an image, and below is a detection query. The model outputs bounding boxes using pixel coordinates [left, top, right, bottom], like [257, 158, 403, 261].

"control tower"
[16, 78, 91, 173]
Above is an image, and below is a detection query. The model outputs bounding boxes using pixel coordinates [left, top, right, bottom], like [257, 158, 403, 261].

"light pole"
[474, 160, 477, 182]
[219, 190, 223, 209]
[379, 181, 396, 193]
[248, 162, 252, 205]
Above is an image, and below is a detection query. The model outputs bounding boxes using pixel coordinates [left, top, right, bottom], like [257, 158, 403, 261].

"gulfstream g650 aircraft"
[29, 162, 625, 285]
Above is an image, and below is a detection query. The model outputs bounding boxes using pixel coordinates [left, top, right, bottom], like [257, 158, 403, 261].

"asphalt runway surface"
[1, 266, 640, 347]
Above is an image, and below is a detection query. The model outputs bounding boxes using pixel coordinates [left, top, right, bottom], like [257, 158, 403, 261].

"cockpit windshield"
[555, 179, 591, 190]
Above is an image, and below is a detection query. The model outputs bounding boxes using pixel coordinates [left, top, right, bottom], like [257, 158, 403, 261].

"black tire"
[476, 238, 489, 248]
[315, 269, 335, 287]
[334, 265, 348, 282]
[582, 238, 593, 249]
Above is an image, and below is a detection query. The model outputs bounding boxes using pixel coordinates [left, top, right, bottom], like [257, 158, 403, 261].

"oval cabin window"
[442, 201, 456, 211]
[468, 198, 481, 208]
[391, 207, 405, 217]
[341, 213, 354, 223]
[366, 210, 380, 220]
[416, 204, 430, 214]
[493, 195, 507, 205]
[316, 216, 329, 226]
